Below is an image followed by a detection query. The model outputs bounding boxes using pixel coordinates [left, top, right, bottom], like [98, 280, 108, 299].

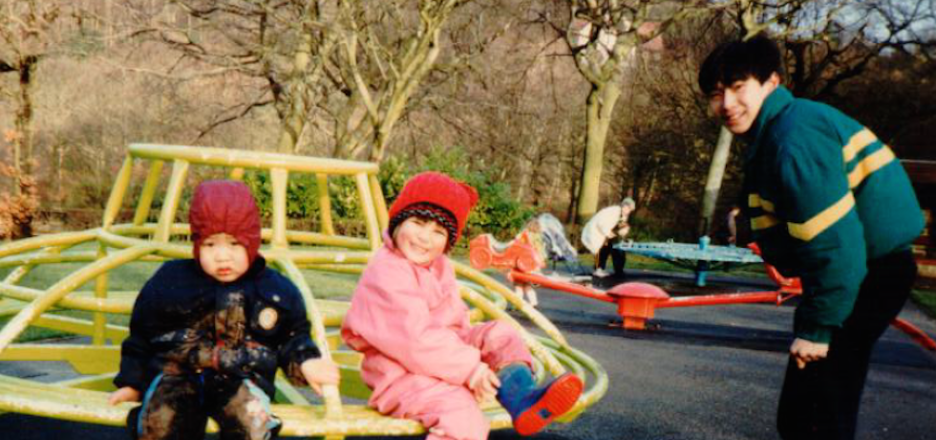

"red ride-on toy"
[469, 232, 544, 274]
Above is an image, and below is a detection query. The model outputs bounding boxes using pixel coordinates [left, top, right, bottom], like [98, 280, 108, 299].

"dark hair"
[388, 203, 459, 251]
[698, 35, 783, 95]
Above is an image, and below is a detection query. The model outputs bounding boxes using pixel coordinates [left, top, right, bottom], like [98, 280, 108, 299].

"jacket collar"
[744, 85, 794, 160]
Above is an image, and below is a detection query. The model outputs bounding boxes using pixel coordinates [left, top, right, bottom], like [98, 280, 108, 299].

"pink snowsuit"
[341, 234, 533, 440]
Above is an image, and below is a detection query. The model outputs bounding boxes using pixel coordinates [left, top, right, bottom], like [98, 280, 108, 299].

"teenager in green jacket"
[699, 35, 923, 440]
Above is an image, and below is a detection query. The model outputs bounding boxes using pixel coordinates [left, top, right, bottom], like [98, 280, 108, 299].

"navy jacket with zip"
[114, 257, 321, 397]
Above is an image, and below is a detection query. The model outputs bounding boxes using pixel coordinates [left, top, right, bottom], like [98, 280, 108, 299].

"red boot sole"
[514, 373, 584, 436]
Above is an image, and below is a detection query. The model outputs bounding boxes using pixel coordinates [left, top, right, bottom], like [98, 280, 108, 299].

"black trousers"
[777, 250, 916, 440]
[597, 240, 627, 275]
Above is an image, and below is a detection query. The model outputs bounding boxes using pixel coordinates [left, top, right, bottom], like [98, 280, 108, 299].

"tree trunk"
[575, 80, 621, 224]
[368, 29, 442, 163]
[275, 34, 313, 154]
[366, 3, 450, 163]
[698, 126, 733, 236]
[14, 58, 36, 187]
[565, 168, 579, 224]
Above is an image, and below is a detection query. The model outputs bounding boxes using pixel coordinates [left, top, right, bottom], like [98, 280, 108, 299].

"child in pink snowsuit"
[341, 172, 583, 440]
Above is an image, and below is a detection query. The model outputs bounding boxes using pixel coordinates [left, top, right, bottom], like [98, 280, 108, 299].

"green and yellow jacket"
[741, 86, 923, 343]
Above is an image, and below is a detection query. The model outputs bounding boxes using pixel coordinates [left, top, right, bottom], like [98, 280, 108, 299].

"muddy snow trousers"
[127, 372, 281, 440]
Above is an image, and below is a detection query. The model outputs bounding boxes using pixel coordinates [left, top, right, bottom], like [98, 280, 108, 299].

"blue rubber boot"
[496, 364, 584, 436]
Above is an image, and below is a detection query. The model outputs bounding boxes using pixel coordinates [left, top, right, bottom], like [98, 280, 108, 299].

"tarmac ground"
[3, 267, 935, 440]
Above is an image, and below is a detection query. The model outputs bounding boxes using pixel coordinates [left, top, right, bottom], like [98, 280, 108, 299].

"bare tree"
[525, 1, 711, 224]
[414, 0, 586, 215]
[0, 0, 70, 180]
[118, 0, 492, 161]
[780, 0, 936, 99]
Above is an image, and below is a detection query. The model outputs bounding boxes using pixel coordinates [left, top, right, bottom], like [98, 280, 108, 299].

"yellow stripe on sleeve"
[751, 214, 780, 231]
[848, 146, 895, 189]
[786, 192, 855, 241]
[842, 128, 877, 163]
[748, 194, 775, 213]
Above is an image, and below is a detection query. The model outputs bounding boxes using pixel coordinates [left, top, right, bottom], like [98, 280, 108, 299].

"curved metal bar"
[355, 172, 382, 251]
[106, 224, 372, 250]
[102, 156, 134, 230]
[132, 160, 165, 226]
[0, 230, 98, 260]
[0, 245, 156, 353]
[0, 284, 134, 314]
[537, 337, 610, 413]
[270, 257, 343, 417]
[154, 159, 190, 243]
[459, 284, 565, 375]
[453, 261, 569, 347]
[0, 251, 98, 268]
[129, 143, 380, 175]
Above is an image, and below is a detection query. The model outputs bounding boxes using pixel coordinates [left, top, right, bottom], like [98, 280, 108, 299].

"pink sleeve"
[347, 259, 481, 386]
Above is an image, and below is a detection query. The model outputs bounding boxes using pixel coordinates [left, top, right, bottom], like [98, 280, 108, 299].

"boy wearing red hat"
[109, 180, 339, 440]
[341, 172, 584, 440]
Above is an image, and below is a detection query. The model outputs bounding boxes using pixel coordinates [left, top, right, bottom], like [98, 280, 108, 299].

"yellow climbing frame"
[0, 144, 607, 437]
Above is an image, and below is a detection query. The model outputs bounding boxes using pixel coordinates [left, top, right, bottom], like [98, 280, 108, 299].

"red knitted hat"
[388, 172, 479, 250]
[189, 180, 262, 265]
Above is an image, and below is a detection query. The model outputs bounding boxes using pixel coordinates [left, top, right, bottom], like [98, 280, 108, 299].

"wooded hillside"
[2, 0, 934, 241]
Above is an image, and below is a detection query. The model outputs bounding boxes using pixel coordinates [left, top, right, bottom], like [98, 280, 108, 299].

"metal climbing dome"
[0, 144, 607, 437]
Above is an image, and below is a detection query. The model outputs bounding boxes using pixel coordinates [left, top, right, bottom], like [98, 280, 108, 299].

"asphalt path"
[3, 268, 935, 440]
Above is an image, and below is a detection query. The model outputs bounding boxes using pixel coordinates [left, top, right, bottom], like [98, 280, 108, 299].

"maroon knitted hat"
[388, 172, 479, 250]
[189, 180, 262, 265]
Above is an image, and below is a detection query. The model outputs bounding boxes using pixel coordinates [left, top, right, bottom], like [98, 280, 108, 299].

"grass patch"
[0, 312, 101, 343]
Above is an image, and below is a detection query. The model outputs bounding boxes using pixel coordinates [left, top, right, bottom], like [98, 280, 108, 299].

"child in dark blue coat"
[109, 180, 339, 440]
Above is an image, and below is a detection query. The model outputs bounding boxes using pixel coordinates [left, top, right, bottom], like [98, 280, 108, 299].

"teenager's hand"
[108, 386, 141, 405]
[466, 363, 500, 402]
[790, 338, 829, 369]
[300, 358, 340, 396]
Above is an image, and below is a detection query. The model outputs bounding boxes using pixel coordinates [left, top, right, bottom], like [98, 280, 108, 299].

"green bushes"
[417, 149, 535, 243]
[243, 172, 324, 219]
[242, 149, 534, 245]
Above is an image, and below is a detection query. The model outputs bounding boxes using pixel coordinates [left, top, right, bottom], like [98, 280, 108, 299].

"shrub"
[242, 170, 362, 232]
[240, 149, 534, 244]
[0, 161, 40, 240]
[413, 148, 534, 243]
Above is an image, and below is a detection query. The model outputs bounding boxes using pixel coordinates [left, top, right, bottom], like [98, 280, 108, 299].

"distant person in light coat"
[580, 197, 635, 278]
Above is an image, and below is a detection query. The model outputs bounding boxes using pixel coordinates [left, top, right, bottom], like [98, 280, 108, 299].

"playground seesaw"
[471, 233, 936, 352]
[0, 144, 607, 437]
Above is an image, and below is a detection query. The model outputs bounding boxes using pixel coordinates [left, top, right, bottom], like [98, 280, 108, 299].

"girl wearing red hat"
[109, 180, 339, 440]
[342, 172, 583, 440]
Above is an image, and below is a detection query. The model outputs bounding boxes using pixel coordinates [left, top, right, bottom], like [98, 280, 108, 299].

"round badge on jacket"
[258, 307, 279, 330]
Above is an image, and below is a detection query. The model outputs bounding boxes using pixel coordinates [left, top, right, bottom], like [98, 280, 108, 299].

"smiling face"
[708, 73, 780, 135]
[392, 216, 449, 266]
[198, 233, 251, 283]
